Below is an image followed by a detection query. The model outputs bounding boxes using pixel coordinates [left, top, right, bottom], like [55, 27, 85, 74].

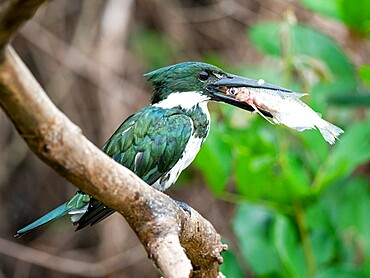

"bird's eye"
[198, 71, 210, 81]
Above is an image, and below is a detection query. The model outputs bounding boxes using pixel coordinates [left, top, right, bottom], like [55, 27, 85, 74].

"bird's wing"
[76, 106, 193, 230]
[103, 106, 193, 184]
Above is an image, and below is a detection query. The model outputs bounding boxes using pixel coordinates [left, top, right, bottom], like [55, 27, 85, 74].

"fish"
[226, 86, 344, 144]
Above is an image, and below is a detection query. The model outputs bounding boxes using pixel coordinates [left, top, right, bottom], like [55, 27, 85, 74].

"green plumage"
[145, 62, 224, 104]
[16, 105, 198, 234]
[102, 106, 193, 185]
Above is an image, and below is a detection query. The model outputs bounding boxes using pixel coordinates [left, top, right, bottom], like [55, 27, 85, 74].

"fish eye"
[230, 88, 236, 94]
[198, 71, 210, 81]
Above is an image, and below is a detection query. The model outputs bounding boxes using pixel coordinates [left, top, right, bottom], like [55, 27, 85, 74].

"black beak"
[206, 74, 291, 115]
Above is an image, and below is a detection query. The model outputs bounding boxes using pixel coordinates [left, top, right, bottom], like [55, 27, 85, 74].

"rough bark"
[0, 1, 227, 277]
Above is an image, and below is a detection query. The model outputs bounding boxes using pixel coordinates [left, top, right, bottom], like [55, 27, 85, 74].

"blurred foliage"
[194, 3, 370, 278]
[129, 27, 176, 69]
[360, 65, 370, 86]
[299, 0, 370, 37]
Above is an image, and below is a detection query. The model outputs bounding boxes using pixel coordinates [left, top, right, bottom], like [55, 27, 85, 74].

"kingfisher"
[16, 62, 284, 237]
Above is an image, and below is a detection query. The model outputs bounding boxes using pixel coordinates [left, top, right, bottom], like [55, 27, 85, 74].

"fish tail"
[15, 203, 70, 238]
[317, 120, 344, 145]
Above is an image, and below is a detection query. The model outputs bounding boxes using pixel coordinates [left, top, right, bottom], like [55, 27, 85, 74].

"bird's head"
[145, 62, 288, 112]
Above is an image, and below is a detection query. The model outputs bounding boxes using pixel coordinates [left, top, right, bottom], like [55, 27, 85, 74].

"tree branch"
[0, 237, 145, 277]
[0, 1, 227, 277]
[0, 0, 47, 59]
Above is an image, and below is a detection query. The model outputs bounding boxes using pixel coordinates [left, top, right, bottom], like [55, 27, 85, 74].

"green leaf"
[235, 150, 282, 200]
[315, 120, 370, 190]
[232, 203, 282, 276]
[299, 0, 341, 19]
[299, 0, 370, 36]
[248, 23, 281, 56]
[283, 150, 311, 196]
[316, 266, 368, 278]
[219, 247, 245, 277]
[233, 125, 296, 203]
[321, 178, 370, 259]
[129, 28, 175, 68]
[306, 204, 337, 268]
[272, 215, 307, 277]
[310, 230, 336, 267]
[306, 202, 332, 230]
[327, 94, 370, 107]
[338, 0, 370, 36]
[233, 118, 316, 201]
[359, 66, 370, 86]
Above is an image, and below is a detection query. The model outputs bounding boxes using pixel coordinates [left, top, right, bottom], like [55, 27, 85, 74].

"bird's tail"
[15, 192, 90, 238]
[14, 203, 70, 238]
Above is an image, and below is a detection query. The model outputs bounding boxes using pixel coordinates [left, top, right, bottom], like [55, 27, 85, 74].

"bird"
[15, 61, 286, 237]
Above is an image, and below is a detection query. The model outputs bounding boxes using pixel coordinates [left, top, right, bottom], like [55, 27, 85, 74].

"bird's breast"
[152, 103, 210, 192]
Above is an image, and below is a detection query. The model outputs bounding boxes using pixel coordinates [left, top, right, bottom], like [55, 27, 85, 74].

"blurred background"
[1, 0, 369, 277]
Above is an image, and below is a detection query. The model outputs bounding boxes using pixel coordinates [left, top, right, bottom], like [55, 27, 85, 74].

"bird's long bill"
[206, 74, 291, 114]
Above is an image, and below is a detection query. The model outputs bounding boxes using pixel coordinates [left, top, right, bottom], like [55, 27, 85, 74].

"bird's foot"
[174, 200, 192, 216]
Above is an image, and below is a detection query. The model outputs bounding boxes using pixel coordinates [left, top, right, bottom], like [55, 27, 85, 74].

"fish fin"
[294, 126, 310, 132]
[317, 120, 344, 145]
[249, 102, 275, 124]
[289, 92, 308, 99]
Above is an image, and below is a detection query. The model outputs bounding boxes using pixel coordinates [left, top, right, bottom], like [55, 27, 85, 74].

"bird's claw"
[174, 200, 192, 215]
